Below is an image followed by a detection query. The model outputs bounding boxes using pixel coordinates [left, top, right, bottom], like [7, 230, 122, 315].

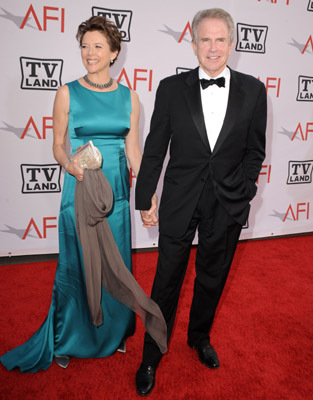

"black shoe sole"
[135, 382, 155, 397]
[188, 342, 220, 369]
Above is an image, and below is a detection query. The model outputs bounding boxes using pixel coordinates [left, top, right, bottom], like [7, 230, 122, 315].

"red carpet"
[1, 235, 313, 399]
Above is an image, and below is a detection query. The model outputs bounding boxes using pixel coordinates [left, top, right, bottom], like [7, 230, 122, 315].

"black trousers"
[142, 176, 242, 367]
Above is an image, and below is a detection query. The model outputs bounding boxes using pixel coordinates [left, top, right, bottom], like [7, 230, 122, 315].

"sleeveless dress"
[0, 80, 135, 372]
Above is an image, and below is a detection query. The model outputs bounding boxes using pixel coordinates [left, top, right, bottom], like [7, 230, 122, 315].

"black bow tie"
[200, 77, 225, 89]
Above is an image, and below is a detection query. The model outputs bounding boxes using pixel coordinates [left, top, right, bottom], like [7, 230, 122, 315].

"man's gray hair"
[191, 8, 235, 44]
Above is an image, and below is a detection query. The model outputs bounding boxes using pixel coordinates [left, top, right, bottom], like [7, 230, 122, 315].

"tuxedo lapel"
[183, 68, 211, 150]
[213, 69, 245, 154]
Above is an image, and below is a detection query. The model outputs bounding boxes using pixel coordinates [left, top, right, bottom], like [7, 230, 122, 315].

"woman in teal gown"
[0, 16, 153, 373]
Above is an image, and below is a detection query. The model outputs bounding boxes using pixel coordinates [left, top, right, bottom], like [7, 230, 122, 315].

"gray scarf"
[75, 169, 167, 354]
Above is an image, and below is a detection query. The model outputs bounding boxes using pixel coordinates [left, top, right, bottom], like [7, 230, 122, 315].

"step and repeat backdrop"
[0, 0, 312, 256]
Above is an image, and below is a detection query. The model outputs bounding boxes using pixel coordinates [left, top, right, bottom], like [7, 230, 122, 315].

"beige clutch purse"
[71, 140, 102, 169]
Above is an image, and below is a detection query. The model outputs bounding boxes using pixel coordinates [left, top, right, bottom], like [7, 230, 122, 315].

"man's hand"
[140, 194, 159, 228]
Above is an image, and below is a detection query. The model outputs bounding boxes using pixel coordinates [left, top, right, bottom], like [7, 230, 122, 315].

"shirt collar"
[198, 66, 230, 82]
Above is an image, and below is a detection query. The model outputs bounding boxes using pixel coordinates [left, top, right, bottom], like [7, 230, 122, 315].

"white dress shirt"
[199, 67, 230, 151]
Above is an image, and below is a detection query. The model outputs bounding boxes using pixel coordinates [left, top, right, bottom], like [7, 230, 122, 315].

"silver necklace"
[83, 75, 113, 89]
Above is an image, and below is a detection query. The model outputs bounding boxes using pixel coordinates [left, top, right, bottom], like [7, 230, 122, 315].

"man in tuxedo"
[135, 8, 267, 396]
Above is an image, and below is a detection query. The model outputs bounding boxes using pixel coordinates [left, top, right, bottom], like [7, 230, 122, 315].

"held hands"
[140, 193, 159, 228]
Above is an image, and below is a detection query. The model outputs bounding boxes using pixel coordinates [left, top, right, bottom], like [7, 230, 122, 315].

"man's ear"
[191, 40, 197, 56]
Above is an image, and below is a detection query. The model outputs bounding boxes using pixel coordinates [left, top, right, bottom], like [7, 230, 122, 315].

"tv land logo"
[297, 76, 313, 101]
[236, 23, 268, 53]
[92, 7, 132, 41]
[287, 160, 313, 184]
[20, 57, 63, 91]
[21, 164, 62, 193]
[308, 0, 313, 11]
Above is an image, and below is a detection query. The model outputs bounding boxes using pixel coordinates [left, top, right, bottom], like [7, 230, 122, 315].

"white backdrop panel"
[0, 0, 312, 256]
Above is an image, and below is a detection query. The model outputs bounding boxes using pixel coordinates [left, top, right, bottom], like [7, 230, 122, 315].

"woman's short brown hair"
[76, 16, 122, 65]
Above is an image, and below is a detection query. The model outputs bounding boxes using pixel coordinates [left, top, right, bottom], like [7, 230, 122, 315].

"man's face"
[192, 18, 233, 78]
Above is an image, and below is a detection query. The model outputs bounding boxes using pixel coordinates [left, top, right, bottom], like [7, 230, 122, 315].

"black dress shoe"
[135, 363, 156, 396]
[188, 340, 220, 369]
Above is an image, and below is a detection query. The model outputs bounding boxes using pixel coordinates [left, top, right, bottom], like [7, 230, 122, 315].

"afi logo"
[176, 67, 192, 74]
[117, 68, 153, 91]
[257, 165, 272, 183]
[302, 35, 313, 54]
[158, 23, 192, 43]
[21, 116, 53, 139]
[287, 161, 313, 184]
[283, 203, 310, 222]
[242, 219, 249, 229]
[257, 0, 290, 4]
[290, 122, 313, 141]
[308, 0, 313, 11]
[21, 164, 62, 193]
[129, 168, 136, 187]
[297, 76, 313, 101]
[22, 217, 57, 240]
[20, 5, 65, 32]
[259, 76, 281, 97]
[236, 23, 268, 53]
[20, 57, 63, 91]
[92, 7, 132, 41]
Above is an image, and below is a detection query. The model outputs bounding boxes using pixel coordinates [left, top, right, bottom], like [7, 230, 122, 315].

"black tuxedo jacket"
[135, 67, 267, 238]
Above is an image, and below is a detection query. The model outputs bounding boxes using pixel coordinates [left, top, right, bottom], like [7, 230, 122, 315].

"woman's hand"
[66, 157, 84, 181]
[140, 194, 159, 228]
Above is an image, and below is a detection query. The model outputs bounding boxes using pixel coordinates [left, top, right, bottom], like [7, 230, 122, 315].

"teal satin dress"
[0, 80, 135, 372]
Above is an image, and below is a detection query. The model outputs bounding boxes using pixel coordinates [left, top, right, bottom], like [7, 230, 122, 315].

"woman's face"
[81, 30, 118, 75]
